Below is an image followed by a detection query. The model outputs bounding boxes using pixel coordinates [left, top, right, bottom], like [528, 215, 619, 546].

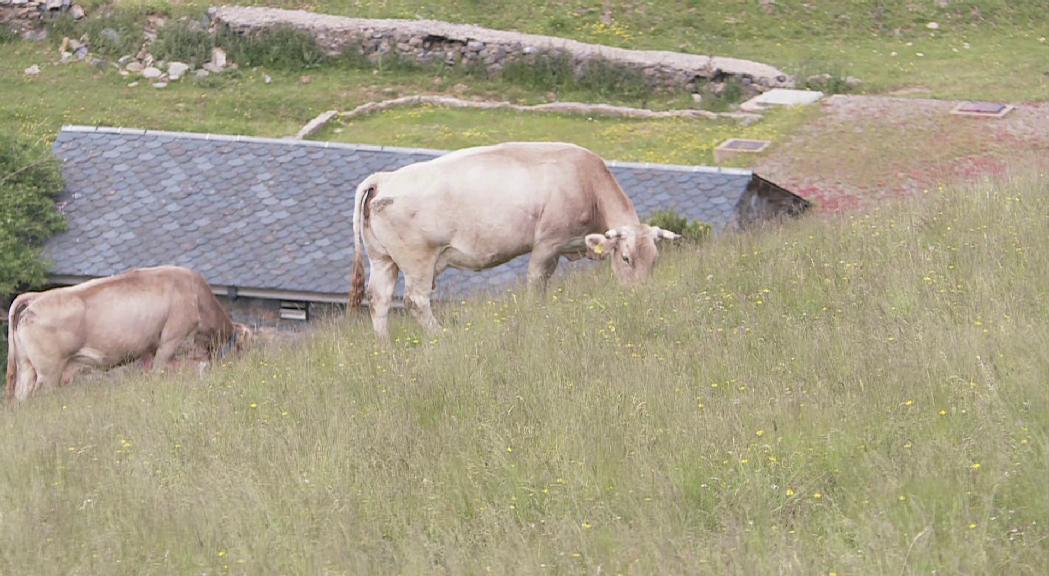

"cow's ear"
[648, 226, 682, 243]
[586, 233, 617, 260]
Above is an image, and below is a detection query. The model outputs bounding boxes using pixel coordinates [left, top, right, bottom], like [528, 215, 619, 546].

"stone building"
[44, 126, 809, 330]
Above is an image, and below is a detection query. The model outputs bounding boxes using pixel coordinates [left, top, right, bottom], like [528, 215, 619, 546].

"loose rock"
[167, 61, 190, 80]
[24, 64, 40, 76]
[211, 47, 227, 68]
[142, 66, 163, 79]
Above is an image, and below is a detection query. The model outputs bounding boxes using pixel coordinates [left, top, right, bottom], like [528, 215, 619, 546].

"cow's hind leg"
[11, 356, 38, 403]
[28, 358, 65, 399]
[368, 257, 400, 342]
[403, 264, 442, 336]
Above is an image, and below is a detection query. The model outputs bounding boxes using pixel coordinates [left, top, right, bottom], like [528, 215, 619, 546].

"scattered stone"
[89, 57, 107, 70]
[117, 55, 133, 67]
[211, 47, 227, 69]
[100, 27, 120, 46]
[299, 75, 312, 84]
[74, 45, 88, 60]
[141, 66, 163, 79]
[740, 88, 824, 112]
[70, 4, 85, 19]
[167, 61, 190, 80]
[127, 81, 139, 87]
[263, 74, 272, 84]
[152, 82, 168, 89]
[24, 64, 40, 76]
[845, 76, 863, 89]
[125, 61, 144, 73]
[23, 29, 49, 42]
[691, 93, 703, 104]
[201, 62, 222, 74]
[926, 22, 940, 30]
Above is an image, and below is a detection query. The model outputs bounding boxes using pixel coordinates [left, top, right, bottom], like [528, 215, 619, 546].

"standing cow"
[349, 142, 680, 339]
[6, 266, 251, 402]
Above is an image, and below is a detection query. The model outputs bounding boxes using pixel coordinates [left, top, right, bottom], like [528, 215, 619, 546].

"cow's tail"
[5, 294, 33, 402]
[349, 174, 380, 310]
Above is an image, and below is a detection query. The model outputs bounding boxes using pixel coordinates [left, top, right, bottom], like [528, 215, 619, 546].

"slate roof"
[47, 126, 754, 300]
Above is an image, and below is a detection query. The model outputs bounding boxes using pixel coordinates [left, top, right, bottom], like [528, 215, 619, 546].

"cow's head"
[585, 225, 681, 285]
[232, 323, 254, 354]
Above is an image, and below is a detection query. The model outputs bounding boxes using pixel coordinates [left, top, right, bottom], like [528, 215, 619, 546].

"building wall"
[220, 296, 345, 332]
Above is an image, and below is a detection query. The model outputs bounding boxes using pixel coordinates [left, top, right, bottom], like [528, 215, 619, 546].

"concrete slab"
[714, 138, 771, 164]
[949, 101, 1014, 118]
[741, 88, 824, 112]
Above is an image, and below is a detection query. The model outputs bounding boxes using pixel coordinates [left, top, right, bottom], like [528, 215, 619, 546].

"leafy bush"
[215, 25, 327, 69]
[0, 24, 17, 44]
[699, 78, 745, 112]
[500, 51, 576, 93]
[152, 19, 213, 66]
[646, 209, 711, 243]
[0, 135, 66, 366]
[577, 58, 650, 101]
[502, 51, 652, 102]
[80, 12, 146, 57]
[793, 59, 855, 94]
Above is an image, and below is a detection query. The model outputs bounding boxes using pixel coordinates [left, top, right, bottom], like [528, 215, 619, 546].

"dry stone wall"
[1, 0, 85, 38]
[211, 6, 794, 95]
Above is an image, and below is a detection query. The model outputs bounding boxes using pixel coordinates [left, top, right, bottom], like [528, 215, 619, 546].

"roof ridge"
[59, 125, 750, 175]
[59, 125, 445, 157]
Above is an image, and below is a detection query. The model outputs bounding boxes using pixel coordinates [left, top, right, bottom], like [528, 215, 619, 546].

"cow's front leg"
[527, 242, 562, 294]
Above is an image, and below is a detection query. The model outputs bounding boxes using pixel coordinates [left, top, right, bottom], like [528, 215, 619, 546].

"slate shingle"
[46, 127, 753, 300]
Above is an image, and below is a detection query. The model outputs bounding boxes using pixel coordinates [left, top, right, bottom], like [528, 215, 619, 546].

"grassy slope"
[116, 0, 1049, 101]
[1, 178, 1046, 574]
[318, 105, 815, 166]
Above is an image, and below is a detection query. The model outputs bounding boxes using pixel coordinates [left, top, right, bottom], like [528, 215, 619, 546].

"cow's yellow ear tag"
[594, 244, 605, 255]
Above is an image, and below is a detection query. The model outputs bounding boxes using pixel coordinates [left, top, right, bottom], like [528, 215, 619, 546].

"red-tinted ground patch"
[755, 95, 1049, 212]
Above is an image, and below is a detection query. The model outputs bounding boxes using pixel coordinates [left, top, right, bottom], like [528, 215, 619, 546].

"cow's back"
[374, 143, 616, 249]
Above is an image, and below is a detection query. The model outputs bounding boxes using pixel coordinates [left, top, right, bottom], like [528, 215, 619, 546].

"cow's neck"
[595, 191, 641, 231]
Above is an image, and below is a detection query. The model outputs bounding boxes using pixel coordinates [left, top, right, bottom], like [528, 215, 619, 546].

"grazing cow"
[6, 266, 251, 402]
[349, 142, 680, 339]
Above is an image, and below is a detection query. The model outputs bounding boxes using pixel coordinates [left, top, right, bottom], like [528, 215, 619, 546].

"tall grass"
[1, 177, 1046, 574]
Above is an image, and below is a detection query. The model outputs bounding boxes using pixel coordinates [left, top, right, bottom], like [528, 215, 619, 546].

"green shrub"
[577, 57, 650, 101]
[0, 134, 66, 366]
[215, 25, 327, 69]
[699, 77, 745, 112]
[793, 59, 855, 94]
[646, 209, 711, 243]
[152, 19, 213, 66]
[80, 11, 147, 57]
[500, 51, 576, 94]
[0, 24, 17, 44]
[502, 51, 652, 102]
